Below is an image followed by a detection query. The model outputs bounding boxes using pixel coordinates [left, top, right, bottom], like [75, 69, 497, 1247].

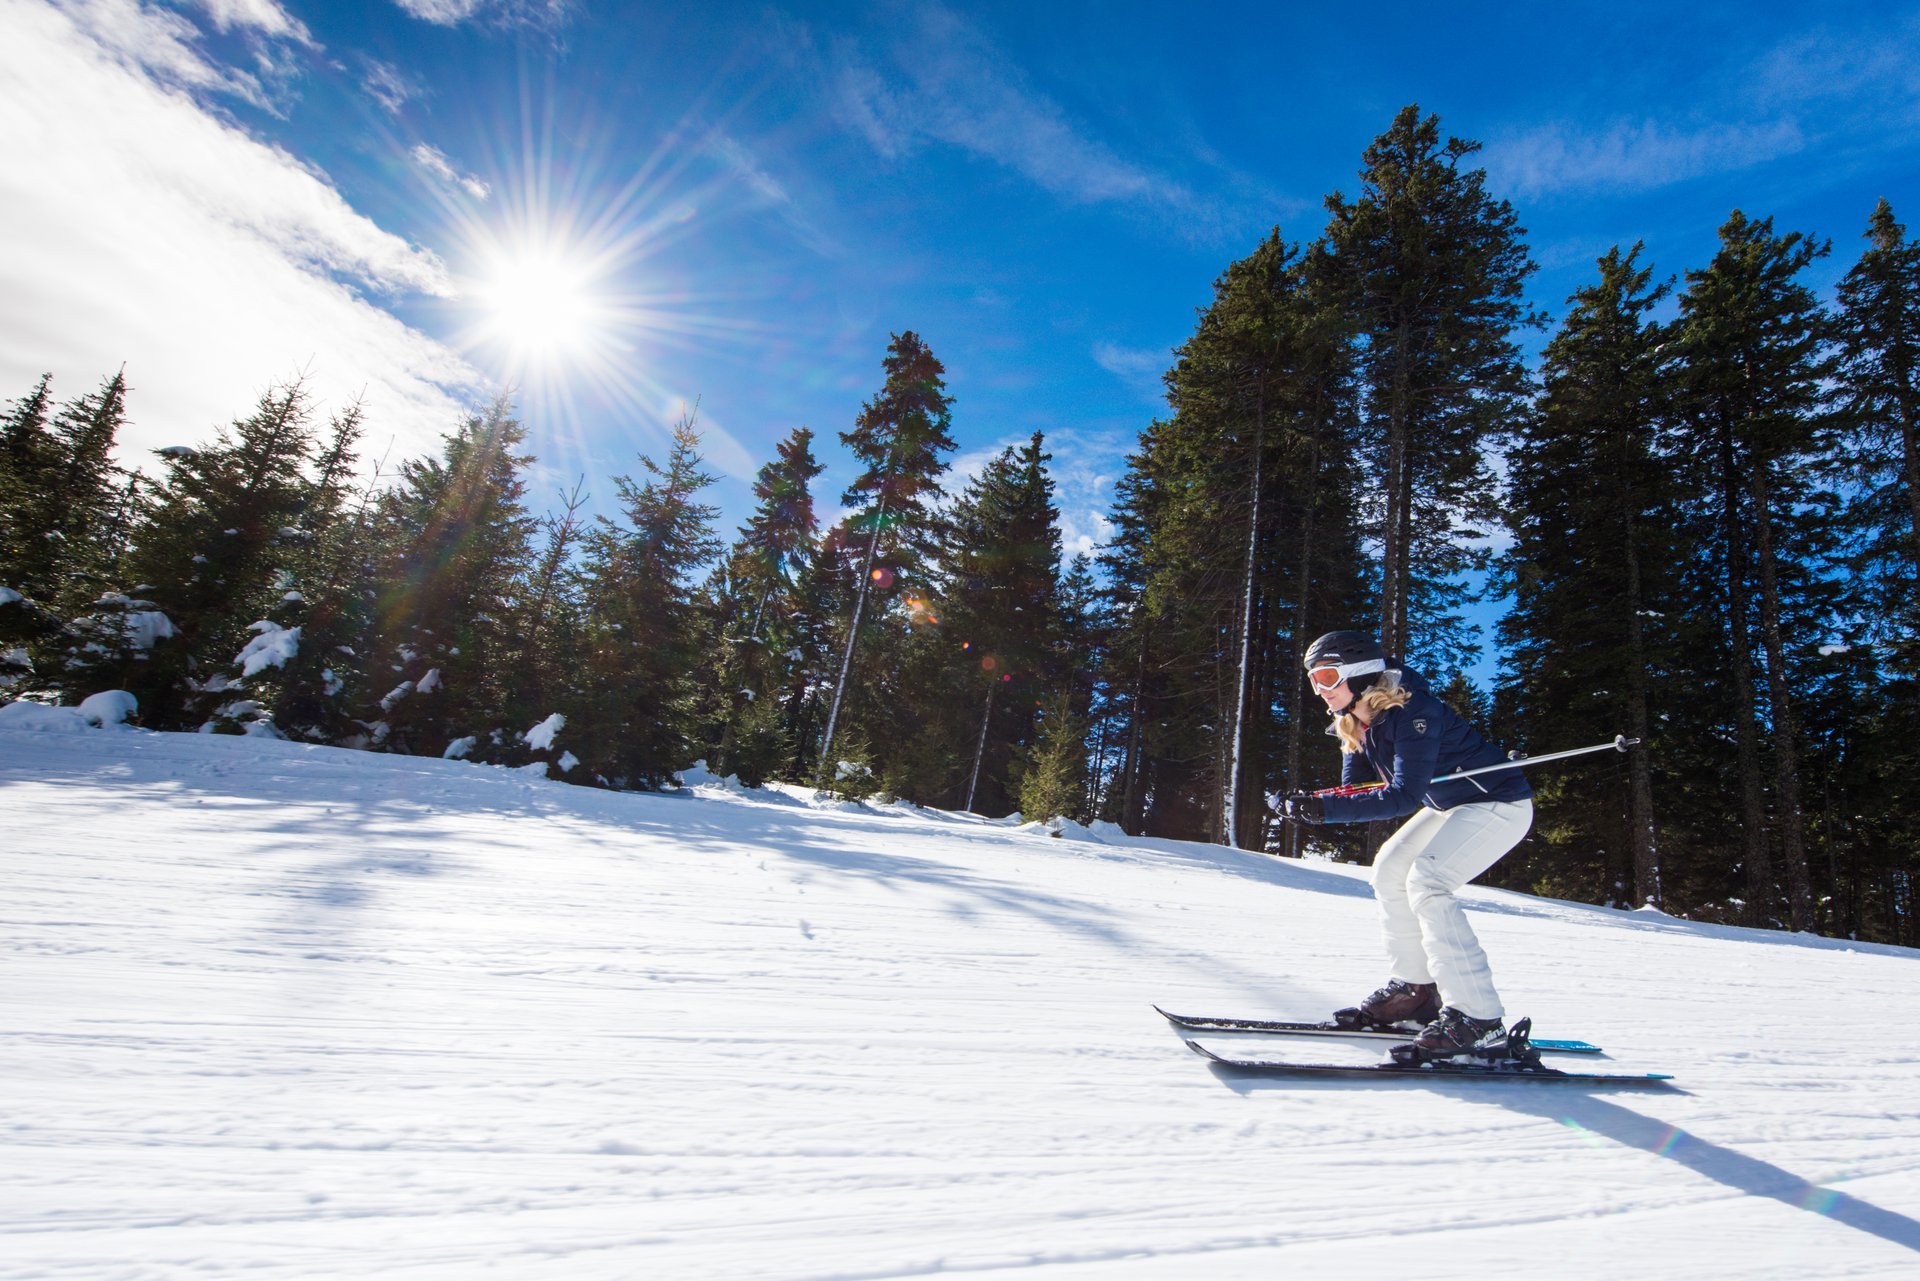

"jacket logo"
[1412, 718, 1428, 736]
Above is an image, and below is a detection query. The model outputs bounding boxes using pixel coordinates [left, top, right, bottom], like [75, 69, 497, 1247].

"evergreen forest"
[6, 107, 1919, 946]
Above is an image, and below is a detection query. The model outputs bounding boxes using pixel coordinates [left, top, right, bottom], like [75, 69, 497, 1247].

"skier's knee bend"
[1371, 859, 1411, 901]
[1405, 876, 1455, 914]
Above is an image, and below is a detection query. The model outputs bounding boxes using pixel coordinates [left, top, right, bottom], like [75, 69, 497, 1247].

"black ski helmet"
[1303, 630, 1388, 701]
[1302, 630, 1384, 671]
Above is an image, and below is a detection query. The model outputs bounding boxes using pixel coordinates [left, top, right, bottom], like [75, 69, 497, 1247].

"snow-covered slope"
[3, 723, 1919, 1279]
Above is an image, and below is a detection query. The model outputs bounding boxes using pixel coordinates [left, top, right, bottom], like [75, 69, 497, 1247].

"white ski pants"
[1370, 798, 1533, 1022]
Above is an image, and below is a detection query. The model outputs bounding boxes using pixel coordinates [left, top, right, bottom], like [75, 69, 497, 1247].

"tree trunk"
[1748, 461, 1815, 930]
[1120, 643, 1149, 834]
[965, 678, 998, 813]
[1718, 413, 1775, 925]
[1282, 415, 1325, 860]
[816, 507, 885, 779]
[1379, 329, 1412, 656]
[1899, 376, 1920, 583]
[1225, 378, 1267, 848]
[1621, 504, 1661, 908]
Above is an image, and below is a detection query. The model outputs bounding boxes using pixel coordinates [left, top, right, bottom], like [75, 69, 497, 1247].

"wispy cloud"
[811, 4, 1222, 232]
[1091, 341, 1170, 408]
[702, 132, 843, 258]
[412, 142, 492, 200]
[1484, 17, 1920, 201]
[1483, 117, 1806, 199]
[360, 56, 424, 115]
[2, 1, 481, 468]
[391, 0, 570, 28]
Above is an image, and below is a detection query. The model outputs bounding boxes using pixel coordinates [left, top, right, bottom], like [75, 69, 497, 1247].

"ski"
[1153, 1005, 1602, 1054]
[1184, 1018, 1672, 1086]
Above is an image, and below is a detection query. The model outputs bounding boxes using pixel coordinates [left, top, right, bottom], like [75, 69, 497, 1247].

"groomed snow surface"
[3, 724, 1919, 1280]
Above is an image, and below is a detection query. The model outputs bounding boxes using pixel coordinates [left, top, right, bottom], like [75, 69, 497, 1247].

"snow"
[235, 620, 302, 678]
[524, 712, 565, 751]
[2, 728, 1919, 1279]
[77, 689, 138, 727]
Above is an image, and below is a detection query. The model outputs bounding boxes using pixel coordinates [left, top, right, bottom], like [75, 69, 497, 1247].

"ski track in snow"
[3, 728, 1919, 1279]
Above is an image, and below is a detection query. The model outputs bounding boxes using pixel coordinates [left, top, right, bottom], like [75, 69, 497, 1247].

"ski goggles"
[1307, 658, 1385, 692]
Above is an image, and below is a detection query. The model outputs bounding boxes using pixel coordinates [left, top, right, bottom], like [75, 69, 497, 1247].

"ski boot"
[1390, 1009, 1544, 1068]
[1333, 978, 1440, 1032]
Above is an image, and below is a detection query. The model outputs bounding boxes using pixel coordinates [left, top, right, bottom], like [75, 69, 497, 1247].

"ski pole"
[1307, 735, 1642, 798]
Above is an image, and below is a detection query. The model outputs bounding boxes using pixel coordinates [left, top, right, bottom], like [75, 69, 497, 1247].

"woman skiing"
[1273, 630, 1533, 1058]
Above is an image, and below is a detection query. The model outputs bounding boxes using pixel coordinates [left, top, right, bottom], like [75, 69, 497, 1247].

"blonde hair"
[1334, 669, 1413, 753]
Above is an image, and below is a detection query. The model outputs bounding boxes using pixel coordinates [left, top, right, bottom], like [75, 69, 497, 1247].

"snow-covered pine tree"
[123, 381, 319, 729]
[366, 398, 537, 757]
[493, 479, 592, 772]
[232, 402, 372, 743]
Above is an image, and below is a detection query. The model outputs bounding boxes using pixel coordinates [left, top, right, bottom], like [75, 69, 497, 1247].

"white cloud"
[188, 0, 312, 44]
[52, 0, 267, 104]
[1, 0, 482, 471]
[412, 143, 492, 200]
[945, 427, 1123, 561]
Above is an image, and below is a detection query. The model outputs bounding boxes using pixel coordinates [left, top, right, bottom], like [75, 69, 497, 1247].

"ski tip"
[1184, 1038, 1228, 1062]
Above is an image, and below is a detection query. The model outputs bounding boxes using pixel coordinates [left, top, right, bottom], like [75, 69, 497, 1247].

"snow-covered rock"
[77, 690, 138, 728]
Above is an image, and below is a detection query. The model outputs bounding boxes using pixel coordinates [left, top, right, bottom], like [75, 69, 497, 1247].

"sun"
[470, 239, 602, 368]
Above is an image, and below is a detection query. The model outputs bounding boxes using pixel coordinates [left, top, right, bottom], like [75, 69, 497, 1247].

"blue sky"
[6, 0, 1920, 597]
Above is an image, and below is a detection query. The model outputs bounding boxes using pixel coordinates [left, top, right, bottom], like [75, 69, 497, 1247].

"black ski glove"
[1272, 792, 1325, 824]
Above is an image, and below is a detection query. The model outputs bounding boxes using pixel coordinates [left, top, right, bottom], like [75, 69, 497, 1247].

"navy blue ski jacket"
[1316, 665, 1531, 824]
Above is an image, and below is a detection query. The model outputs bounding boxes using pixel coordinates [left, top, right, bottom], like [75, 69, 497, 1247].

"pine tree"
[1834, 199, 1920, 633]
[1323, 105, 1539, 669]
[817, 332, 957, 778]
[496, 479, 592, 772]
[1, 371, 132, 613]
[704, 427, 824, 782]
[1668, 211, 1837, 931]
[0, 374, 57, 577]
[1103, 233, 1367, 847]
[578, 412, 721, 788]
[1017, 687, 1087, 824]
[123, 381, 320, 727]
[941, 431, 1065, 814]
[234, 403, 372, 743]
[366, 398, 537, 756]
[1498, 245, 1678, 909]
